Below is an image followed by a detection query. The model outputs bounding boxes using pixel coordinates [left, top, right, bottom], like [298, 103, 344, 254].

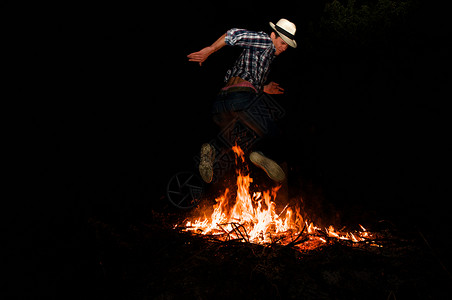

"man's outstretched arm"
[187, 33, 227, 66]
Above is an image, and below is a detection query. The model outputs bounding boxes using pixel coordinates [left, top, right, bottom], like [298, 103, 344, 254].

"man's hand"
[264, 82, 284, 94]
[187, 33, 227, 66]
[187, 46, 214, 66]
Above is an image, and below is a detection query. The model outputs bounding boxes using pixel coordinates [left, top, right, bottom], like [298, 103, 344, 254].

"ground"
[78, 213, 451, 299]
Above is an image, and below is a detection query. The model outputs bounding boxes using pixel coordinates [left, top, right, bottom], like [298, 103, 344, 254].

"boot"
[249, 151, 285, 182]
[199, 143, 215, 183]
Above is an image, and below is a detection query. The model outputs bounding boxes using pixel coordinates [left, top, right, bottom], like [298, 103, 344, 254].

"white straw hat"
[269, 18, 297, 48]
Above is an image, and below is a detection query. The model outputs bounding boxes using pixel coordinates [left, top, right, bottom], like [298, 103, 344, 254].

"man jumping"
[187, 18, 297, 183]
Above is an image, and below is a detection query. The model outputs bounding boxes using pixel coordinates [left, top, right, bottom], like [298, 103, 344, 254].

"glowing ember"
[178, 146, 378, 251]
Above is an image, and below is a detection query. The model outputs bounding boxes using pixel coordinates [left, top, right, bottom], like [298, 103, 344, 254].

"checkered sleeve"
[225, 28, 273, 51]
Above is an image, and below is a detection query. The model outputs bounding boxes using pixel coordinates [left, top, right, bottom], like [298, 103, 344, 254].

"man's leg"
[244, 94, 287, 183]
[198, 91, 256, 183]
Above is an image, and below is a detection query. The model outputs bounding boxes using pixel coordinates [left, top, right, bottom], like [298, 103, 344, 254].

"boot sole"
[249, 152, 285, 182]
[199, 144, 215, 183]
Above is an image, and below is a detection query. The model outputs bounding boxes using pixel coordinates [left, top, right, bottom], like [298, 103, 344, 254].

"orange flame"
[182, 146, 377, 250]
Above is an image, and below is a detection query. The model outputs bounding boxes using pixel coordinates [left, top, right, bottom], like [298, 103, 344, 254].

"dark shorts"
[210, 89, 284, 161]
[211, 90, 256, 115]
[211, 89, 257, 132]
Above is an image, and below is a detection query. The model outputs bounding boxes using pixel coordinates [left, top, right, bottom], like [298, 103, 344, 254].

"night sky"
[12, 0, 451, 297]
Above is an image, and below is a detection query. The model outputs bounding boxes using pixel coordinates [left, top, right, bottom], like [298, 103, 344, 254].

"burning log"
[216, 222, 250, 242]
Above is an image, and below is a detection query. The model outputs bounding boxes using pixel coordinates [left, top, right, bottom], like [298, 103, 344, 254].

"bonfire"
[177, 145, 380, 251]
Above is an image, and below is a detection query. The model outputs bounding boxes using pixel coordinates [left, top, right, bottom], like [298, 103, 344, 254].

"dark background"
[9, 0, 451, 297]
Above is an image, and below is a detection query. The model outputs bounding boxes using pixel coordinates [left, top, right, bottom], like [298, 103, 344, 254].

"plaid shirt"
[224, 28, 276, 92]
